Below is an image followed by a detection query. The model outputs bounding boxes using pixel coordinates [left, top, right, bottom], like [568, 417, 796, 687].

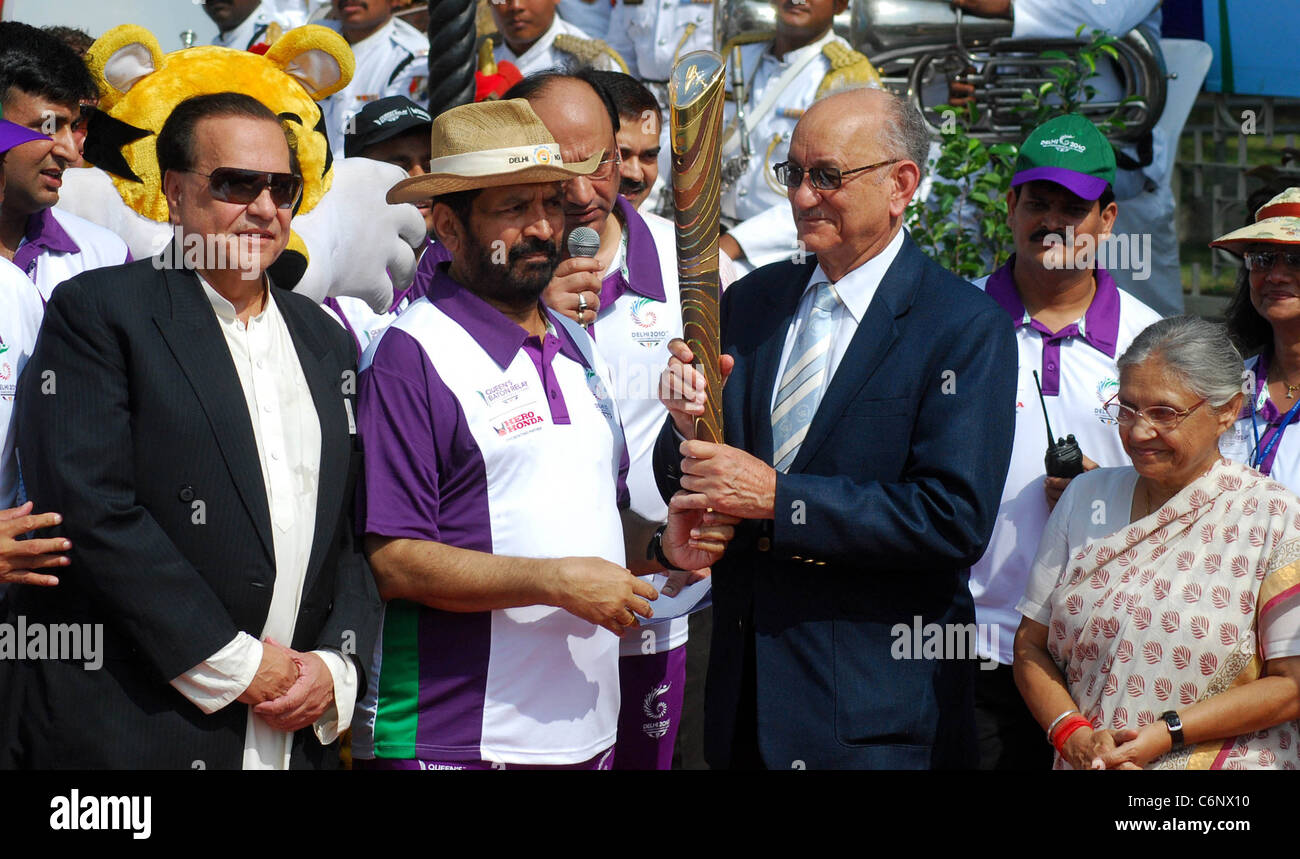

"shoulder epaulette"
[817, 42, 883, 99]
[553, 32, 629, 74]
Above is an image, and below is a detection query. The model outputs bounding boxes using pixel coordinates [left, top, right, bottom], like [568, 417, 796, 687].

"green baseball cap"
[1012, 114, 1116, 201]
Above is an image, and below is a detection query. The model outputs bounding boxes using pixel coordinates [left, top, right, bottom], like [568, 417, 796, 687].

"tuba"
[713, 0, 1167, 144]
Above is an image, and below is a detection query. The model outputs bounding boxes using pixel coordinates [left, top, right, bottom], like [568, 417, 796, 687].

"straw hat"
[1210, 187, 1300, 255]
[386, 98, 600, 203]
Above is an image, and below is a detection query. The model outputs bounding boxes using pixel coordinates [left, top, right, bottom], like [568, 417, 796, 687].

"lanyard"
[1251, 387, 1300, 474]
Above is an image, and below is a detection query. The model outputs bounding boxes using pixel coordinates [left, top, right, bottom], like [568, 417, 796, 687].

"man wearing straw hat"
[352, 97, 734, 769]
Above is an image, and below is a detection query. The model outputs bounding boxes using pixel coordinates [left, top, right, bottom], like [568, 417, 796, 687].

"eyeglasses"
[179, 167, 303, 209]
[1103, 395, 1207, 430]
[1244, 250, 1300, 272]
[772, 158, 899, 191]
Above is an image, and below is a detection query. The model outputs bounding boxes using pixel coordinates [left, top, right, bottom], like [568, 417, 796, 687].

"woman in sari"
[1014, 316, 1300, 770]
[1216, 187, 1300, 486]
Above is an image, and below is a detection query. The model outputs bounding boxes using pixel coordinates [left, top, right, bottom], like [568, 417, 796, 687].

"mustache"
[1031, 229, 1065, 244]
[508, 236, 559, 266]
[620, 178, 647, 196]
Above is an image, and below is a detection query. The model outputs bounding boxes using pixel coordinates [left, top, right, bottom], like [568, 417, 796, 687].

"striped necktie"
[772, 281, 839, 472]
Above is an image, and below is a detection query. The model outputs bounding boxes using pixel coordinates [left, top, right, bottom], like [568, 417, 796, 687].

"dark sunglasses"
[1244, 250, 1300, 272]
[180, 167, 303, 209]
[772, 158, 899, 191]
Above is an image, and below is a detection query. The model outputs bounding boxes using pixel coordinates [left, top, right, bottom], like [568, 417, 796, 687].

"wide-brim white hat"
[386, 98, 600, 203]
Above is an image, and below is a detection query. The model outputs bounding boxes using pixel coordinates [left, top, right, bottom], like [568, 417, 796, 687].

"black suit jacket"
[656, 234, 1017, 769]
[3, 258, 381, 769]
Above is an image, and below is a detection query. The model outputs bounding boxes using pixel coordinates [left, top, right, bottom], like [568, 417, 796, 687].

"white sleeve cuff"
[310, 648, 358, 745]
[170, 632, 262, 715]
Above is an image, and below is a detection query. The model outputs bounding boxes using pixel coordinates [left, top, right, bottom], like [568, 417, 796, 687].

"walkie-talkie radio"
[1032, 370, 1084, 479]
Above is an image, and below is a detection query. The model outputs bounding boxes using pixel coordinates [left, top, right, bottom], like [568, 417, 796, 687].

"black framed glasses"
[1103, 395, 1207, 430]
[772, 158, 899, 190]
[1244, 250, 1300, 272]
[180, 167, 303, 209]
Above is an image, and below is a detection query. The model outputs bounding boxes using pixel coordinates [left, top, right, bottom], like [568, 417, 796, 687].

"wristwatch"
[647, 524, 677, 570]
[1159, 710, 1185, 750]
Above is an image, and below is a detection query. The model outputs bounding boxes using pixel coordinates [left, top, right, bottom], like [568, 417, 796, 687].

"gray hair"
[814, 86, 931, 181]
[1116, 316, 1244, 409]
[876, 88, 930, 182]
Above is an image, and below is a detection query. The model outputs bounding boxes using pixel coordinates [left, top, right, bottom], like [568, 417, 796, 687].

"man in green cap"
[966, 113, 1162, 769]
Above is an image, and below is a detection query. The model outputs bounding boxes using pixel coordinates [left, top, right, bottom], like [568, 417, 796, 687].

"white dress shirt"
[169, 276, 357, 770]
[769, 228, 906, 412]
[320, 16, 430, 155]
[493, 14, 621, 77]
[211, 1, 291, 50]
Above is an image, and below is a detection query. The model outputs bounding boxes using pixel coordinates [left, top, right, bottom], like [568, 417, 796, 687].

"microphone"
[566, 226, 601, 329]
[566, 226, 600, 259]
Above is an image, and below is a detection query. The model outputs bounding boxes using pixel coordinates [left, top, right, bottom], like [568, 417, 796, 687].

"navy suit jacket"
[656, 232, 1017, 769]
[3, 259, 382, 769]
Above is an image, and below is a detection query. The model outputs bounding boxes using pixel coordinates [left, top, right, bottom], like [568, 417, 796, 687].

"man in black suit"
[5, 92, 380, 769]
[657, 87, 1018, 769]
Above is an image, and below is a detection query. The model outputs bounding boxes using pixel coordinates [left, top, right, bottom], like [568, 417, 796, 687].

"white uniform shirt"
[605, 0, 715, 82]
[211, 1, 293, 50]
[169, 277, 357, 770]
[493, 14, 621, 77]
[559, 0, 615, 44]
[0, 259, 42, 509]
[722, 29, 843, 272]
[321, 16, 429, 156]
[971, 261, 1162, 664]
[16, 208, 131, 304]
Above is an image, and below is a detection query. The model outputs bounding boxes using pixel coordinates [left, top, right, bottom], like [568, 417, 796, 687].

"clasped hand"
[239, 637, 336, 733]
[1061, 724, 1172, 770]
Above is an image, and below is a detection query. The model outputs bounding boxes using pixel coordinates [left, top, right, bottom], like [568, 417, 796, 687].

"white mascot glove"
[291, 157, 426, 311]
[58, 166, 173, 259]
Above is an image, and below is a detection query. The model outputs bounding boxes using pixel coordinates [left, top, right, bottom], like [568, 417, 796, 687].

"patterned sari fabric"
[1045, 459, 1300, 769]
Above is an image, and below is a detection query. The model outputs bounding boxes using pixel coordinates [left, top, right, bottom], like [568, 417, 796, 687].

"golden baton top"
[670, 50, 726, 445]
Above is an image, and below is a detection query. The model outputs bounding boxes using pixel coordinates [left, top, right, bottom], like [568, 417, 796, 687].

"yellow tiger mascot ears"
[79, 24, 352, 287]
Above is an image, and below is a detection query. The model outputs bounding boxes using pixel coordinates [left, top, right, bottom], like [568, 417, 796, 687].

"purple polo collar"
[426, 261, 591, 371]
[13, 208, 80, 277]
[985, 255, 1122, 396]
[598, 196, 667, 310]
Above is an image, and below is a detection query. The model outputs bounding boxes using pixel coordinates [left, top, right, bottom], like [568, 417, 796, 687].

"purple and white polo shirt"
[969, 258, 1161, 664]
[352, 263, 630, 765]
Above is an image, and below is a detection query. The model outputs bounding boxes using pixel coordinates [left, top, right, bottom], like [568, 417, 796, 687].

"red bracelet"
[1052, 716, 1092, 754]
